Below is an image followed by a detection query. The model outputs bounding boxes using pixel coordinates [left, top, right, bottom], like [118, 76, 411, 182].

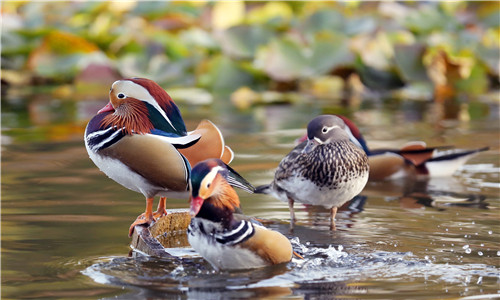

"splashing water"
[83, 236, 500, 295]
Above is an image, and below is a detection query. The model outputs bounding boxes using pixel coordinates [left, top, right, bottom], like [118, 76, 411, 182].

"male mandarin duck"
[334, 115, 489, 180]
[256, 115, 370, 230]
[84, 78, 234, 236]
[187, 159, 293, 271]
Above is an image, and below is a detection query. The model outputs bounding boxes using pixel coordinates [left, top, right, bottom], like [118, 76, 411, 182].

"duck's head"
[99, 78, 186, 135]
[303, 115, 350, 153]
[296, 114, 369, 154]
[189, 159, 254, 218]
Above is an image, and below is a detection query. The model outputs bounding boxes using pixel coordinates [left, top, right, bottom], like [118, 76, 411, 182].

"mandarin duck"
[187, 159, 293, 271]
[256, 115, 370, 230]
[84, 78, 234, 236]
[334, 115, 489, 180]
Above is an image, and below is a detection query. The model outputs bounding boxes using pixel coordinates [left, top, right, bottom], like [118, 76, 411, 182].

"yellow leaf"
[230, 86, 260, 110]
[212, 1, 245, 30]
[247, 2, 293, 24]
[108, 1, 136, 13]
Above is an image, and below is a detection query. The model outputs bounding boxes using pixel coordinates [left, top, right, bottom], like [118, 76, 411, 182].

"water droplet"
[472, 221, 475, 224]
[424, 255, 429, 260]
[480, 243, 484, 247]
[463, 245, 469, 249]
[497, 251, 500, 256]
[465, 248, 472, 254]
[478, 251, 483, 256]
[451, 243, 454, 246]
[445, 228, 449, 232]
[488, 230, 493, 235]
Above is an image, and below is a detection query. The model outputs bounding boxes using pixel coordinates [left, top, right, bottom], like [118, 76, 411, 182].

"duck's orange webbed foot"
[128, 212, 155, 237]
[129, 197, 160, 237]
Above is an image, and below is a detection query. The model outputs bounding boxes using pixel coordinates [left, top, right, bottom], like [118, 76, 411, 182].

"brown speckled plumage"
[256, 115, 370, 229]
[275, 140, 368, 190]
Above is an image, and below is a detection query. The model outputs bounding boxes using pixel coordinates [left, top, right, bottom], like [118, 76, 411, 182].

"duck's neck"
[196, 201, 238, 228]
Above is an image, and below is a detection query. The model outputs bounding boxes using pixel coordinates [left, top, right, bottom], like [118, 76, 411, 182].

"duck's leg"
[129, 197, 155, 237]
[330, 206, 338, 230]
[288, 197, 296, 230]
[153, 197, 168, 219]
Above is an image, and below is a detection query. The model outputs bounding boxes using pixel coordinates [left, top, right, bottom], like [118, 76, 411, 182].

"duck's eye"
[322, 127, 328, 133]
[117, 93, 125, 99]
[207, 183, 211, 189]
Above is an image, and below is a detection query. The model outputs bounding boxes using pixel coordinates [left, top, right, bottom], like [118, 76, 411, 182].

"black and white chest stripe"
[85, 113, 126, 152]
[86, 126, 126, 152]
[188, 219, 255, 246]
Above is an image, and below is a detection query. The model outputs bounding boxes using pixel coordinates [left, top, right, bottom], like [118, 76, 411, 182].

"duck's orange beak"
[189, 196, 204, 217]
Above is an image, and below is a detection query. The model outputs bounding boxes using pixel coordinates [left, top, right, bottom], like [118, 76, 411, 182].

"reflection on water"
[2, 91, 500, 299]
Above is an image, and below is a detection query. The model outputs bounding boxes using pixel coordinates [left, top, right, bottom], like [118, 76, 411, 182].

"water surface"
[2, 91, 499, 299]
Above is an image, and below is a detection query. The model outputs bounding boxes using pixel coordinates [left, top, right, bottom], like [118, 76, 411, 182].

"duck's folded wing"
[368, 152, 406, 180]
[100, 134, 190, 191]
[240, 225, 292, 265]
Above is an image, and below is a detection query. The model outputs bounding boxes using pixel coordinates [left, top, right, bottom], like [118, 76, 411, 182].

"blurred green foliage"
[1, 1, 499, 103]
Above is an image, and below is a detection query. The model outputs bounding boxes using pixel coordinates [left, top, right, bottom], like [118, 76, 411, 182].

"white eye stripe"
[201, 166, 224, 190]
[321, 125, 340, 134]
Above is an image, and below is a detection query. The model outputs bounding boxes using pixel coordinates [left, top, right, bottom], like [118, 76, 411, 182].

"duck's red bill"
[189, 196, 204, 217]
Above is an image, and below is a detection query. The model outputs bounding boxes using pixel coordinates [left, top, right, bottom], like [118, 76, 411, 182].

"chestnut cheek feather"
[100, 99, 154, 135]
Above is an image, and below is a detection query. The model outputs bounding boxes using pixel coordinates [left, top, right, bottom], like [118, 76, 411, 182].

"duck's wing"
[424, 147, 489, 177]
[239, 224, 292, 265]
[100, 134, 191, 191]
[178, 119, 233, 167]
[368, 152, 406, 180]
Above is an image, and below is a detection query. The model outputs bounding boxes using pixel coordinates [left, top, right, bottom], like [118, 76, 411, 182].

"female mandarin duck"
[84, 78, 234, 236]
[187, 159, 293, 271]
[256, 115, 370, 230]
[334, 115, 489, 180]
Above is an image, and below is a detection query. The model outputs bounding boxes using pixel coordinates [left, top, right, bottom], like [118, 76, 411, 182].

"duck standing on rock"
[256, 115, 370, 230]
[84, 78, 233, 236]
[187, 159, 293, 271]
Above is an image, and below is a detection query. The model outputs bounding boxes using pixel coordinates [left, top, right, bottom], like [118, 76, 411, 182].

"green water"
[2, 89, 499, 299]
